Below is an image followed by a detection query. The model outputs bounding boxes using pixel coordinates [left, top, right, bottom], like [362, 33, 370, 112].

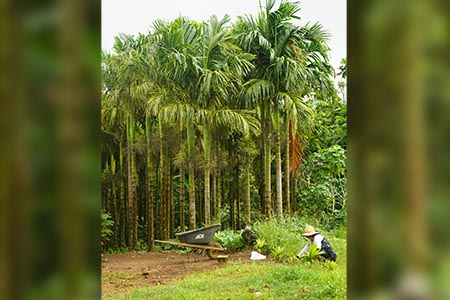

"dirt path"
[101, 249, 254, 296]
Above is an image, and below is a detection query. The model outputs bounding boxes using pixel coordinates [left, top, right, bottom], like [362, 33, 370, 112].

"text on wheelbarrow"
[195, 233, 205, 239]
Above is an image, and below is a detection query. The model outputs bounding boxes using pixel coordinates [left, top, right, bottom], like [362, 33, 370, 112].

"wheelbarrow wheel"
[207, 242, 223, 259]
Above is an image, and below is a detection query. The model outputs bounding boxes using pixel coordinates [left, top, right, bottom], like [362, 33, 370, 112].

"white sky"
[102, 0, 346, 69]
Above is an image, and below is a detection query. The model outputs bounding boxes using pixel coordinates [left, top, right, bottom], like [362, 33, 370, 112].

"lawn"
[103, 232, 346, 300]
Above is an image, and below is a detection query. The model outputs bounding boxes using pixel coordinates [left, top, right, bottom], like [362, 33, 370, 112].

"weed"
[271, 246, 285, 261]
[254, 238, 269, 254]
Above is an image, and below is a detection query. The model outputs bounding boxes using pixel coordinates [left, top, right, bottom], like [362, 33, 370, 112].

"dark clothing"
[319, 237, 337, 262]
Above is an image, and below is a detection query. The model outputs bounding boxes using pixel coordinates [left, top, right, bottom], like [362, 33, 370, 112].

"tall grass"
[252, 217, 310, 261]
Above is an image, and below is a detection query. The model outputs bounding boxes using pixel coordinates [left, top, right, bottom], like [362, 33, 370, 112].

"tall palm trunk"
[233, 162, 240, 230]
[127, 114, 137, 249]
[118, 140, 126, 247]
[274, 113, 283, 217]
[179, 165, 186, 231]
[187, 123, 196, 229]
[245, 166, 251, 225]
[263, 111, 272, 218]
[213, 143, 221, 221]
[145, 114, 154, 250]
[158, 119, 168, 240]
[166, 155, 171, 238]
[284, 122, 291, 216]
[203, 125, 211, 225]
[110, 154, 118, 247]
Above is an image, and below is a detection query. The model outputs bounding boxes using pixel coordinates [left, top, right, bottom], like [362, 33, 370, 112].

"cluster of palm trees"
[102, 0, 335, 250]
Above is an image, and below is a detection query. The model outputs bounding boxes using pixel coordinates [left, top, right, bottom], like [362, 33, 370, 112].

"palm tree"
[107, 33, 149, 249]
[234, 0, 332, 218]
[150, 16, 258, 228]
[148, 17, 202, 229]
[195, 15, 256, 225]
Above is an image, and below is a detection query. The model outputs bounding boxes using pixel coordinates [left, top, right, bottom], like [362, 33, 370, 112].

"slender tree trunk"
[230, 169, 235, 230]
[126, 126, 131, 246]
[159, 120, 168, 240]
[127, 114, 137, 249]
[187, 123, 196, 229]
[179, 165, 186, 231]
[213, 169, 218, 220]
[119, 140, 126, 247]
[110, 154, 118, 248]
[275, 129, 283, 217]
[284, 122, 290, 216]
[263, 116, 271, 218]
[169, 155, 174, 237]
[245, 166, 251, 225]
[203, 125, 211, 225]
[145, 114, 154, 250]
[234, 163, 240, 230]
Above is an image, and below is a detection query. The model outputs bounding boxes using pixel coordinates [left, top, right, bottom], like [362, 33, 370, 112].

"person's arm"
[297, 243, 310, 257]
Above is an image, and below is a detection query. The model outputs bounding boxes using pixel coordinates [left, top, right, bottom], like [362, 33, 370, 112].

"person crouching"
[297, 225, 337, 262]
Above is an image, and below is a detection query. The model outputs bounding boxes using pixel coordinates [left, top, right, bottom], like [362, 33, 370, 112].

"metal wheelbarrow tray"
[155, 224, 226, 260]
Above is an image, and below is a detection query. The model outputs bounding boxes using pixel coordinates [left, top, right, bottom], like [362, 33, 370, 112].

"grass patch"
[103, 235, 346, 300]
[104, 259, 346, 300]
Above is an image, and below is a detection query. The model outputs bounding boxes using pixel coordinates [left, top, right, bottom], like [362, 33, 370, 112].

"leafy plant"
[254, 238, 269, 254]
[271, 246, 286, 261]
[101, 211, 114, 248]
[213, 230, 246, 251]
[299, 243, 325, 262]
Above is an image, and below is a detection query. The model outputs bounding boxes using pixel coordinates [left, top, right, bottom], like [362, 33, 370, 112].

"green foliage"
[213, 230, 246, 251]
[298, 144, 347, 229]
[297, 87, 347, 230]
[254, 238, 269, 254]
[270, 246, 286, 261]
[210, 204, 230, 227]
[101, 211, 114, 248]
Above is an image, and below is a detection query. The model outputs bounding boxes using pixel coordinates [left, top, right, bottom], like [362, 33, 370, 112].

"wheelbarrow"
[155, 224, 227, 260]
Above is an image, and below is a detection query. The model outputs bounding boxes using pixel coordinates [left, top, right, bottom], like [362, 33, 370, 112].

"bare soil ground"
[101, 249, 255, 296]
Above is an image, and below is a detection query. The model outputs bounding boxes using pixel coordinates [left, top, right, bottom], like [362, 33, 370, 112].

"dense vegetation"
[101, 0, 346, 251]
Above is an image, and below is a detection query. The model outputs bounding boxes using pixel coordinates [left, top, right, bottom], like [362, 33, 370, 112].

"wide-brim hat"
[301, 225, 319, 237]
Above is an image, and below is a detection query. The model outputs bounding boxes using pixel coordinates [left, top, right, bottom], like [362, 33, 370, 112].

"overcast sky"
[102, 0, 346, 69]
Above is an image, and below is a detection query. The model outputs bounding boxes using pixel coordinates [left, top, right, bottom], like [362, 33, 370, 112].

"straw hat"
[301, 225, 319, 237]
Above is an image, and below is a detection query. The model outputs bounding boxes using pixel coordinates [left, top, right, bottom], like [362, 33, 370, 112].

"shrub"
[213, 230, 246, 251]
